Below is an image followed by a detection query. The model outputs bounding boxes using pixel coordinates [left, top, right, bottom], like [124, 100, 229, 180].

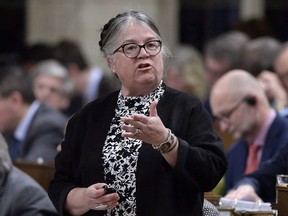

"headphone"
[243, 95, 256, 106]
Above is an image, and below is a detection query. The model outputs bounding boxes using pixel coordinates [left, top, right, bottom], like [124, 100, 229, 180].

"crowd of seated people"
[204, 33, 288, 206]
[0, 38, 122, 165]
[210, 69, 288, 196]
[0, 38, 122, 216]
[165, 31, 288, 206]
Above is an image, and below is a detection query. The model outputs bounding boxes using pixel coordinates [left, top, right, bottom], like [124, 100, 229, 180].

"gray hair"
[99, 10, 171, 74]
[31, 59, 74, 96]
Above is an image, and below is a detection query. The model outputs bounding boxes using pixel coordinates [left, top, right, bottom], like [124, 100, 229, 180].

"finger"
[94, 203, 108, 210]
[88, 184, 107, 199]
[149, 100, 158, 117]
[121, 124, 136, 132]
[95, 193, 120, 210]
[224, 191, 236, 199]
[92, 183, 108, 190]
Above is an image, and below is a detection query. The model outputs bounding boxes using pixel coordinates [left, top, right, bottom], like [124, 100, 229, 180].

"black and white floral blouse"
[102, 81, 165, 216]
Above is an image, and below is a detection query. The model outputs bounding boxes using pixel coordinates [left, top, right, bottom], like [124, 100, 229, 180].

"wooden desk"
[204, 191, 221, 206]
[13, 160, 55, 191]
[274, 186, 288, 216]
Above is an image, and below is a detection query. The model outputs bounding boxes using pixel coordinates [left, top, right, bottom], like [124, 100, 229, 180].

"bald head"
[210, 70, 272, 140]
[210, 69, 270, 118]
[212, 70, 266, 100]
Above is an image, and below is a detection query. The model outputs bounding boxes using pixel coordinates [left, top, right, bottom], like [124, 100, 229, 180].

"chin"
[138, 75, 157, 84]
[233, 132, 242, 140]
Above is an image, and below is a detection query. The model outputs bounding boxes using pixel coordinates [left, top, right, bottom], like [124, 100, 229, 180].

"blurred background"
[1, 0, 288, 69]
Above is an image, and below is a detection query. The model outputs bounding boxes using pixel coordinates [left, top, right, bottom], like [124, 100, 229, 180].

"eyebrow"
[120, 37, 159, 45]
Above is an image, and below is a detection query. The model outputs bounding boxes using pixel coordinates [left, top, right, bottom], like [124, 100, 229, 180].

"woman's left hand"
[121, 100, 168, 146]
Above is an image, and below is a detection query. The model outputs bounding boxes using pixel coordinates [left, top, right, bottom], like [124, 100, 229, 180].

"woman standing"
[48, 10, 227, 216]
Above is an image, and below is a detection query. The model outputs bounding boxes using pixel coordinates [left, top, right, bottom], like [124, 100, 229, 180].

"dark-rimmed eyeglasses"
[215, 98, 246, 122]
[113, 40, 162, 58]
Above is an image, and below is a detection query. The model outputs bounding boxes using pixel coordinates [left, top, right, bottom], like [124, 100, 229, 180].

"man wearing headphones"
[210, 69, 288, 196]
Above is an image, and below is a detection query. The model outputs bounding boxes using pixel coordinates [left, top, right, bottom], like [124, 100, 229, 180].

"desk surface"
[13, 160, 55, 191]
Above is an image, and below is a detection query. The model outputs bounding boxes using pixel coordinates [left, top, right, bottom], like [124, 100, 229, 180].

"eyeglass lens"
[122, 40, 161, 58]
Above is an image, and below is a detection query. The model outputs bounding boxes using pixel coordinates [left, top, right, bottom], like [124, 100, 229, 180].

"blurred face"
[205, 57, 229, 88]
[0, 94, 20, 133]
[211, 94, 255, 140]
[275, 49, 288, 91]
[34, 75, 69, 110]
[109, 22, 164, 96]
[165, 68, 188, 92]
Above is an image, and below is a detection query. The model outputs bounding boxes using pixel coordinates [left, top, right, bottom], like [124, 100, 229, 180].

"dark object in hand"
[103, 185, 116, 194]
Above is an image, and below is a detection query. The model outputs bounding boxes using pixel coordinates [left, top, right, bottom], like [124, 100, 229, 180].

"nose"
[282, 78, 288, 90]
[137, 46, 149, 58]
[219, 120, 229, 132]
[37, 86, 52, 101]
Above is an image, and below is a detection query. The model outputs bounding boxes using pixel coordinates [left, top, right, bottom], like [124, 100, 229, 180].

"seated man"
[0, 132, 58, 215]
[0, 65, 67, 163]
[210, 69, 288, 193]
[224, 143, 288, 202]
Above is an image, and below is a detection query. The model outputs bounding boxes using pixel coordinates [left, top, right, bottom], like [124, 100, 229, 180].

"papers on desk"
[219, 197, 272, 212]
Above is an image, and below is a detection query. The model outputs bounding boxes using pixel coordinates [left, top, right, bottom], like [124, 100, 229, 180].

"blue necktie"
[9, 136, 21, 160]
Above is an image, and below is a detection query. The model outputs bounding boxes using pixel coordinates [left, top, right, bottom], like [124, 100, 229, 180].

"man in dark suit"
[0, 132, 58, 215]
[0, 66, 67, 163]
[210, 69, 288, 194]
[224, 143, 288, 202]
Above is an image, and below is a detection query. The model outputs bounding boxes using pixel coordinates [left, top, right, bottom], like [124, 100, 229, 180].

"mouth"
[137, 63, 151, 69]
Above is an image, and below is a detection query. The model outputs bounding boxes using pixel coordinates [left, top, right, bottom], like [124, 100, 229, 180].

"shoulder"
[4, 167, 57, 214]
[31, 104, 68, 130]
[272, 114, 288, 130]
[36, 104, 68, 123]
[6, 166, 46, 195]
[265, 115, 288, 144]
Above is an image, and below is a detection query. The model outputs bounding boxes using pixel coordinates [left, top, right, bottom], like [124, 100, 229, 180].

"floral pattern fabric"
[102, 81, 165, 216]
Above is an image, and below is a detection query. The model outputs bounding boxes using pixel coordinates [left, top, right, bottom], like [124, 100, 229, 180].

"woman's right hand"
[65, 183, 120, 215]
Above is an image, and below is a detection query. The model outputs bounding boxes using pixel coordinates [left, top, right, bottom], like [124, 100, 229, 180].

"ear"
[106, 56, 116, 74]
[244, 95, 257, 106]
[10, 91, 23, 103]
[5, 91, 24, 109]
[68, 63, 81, 77]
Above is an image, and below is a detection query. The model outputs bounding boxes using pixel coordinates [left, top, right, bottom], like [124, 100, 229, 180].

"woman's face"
[109, 22, 164, 96]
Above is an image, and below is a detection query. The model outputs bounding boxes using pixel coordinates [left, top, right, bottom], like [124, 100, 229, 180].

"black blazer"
[49, 86, 227, 216]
